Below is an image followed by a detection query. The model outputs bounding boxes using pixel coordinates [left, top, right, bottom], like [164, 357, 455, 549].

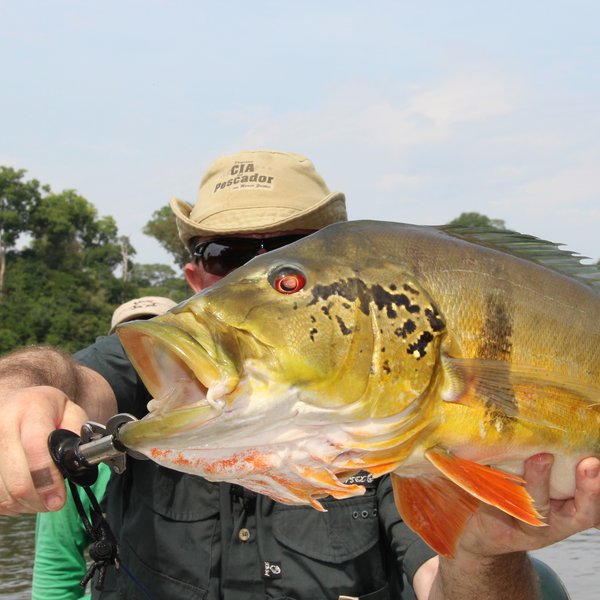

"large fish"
[116, 220, 600, 557]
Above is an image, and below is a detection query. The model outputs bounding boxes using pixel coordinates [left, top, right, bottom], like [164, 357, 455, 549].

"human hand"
[455, 453, 600, 559]
[420, 455, 600, 599]
[0, 386, 88, 515]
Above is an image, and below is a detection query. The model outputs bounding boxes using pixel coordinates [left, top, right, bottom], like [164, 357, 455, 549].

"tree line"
[0, 167, 188, 354]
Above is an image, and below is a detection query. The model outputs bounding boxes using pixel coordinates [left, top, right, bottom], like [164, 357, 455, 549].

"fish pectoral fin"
[391, 472, 479, 558]
[441, 356, 600, 429]
[424, 447, 544, 526]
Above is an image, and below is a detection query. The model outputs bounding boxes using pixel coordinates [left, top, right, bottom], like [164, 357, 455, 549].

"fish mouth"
[116, 316, 240, 446]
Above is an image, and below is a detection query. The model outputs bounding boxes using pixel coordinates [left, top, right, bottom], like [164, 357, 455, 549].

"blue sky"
[1, 1, 599, 266]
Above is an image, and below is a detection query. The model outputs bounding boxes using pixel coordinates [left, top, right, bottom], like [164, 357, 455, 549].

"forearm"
[0, 346, 116, 421]
[0, 346, 82, 398]
[429, 552, 539, 600]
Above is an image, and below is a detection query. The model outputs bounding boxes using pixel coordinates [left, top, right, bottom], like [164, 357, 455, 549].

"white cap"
[109, 296, 178, 334]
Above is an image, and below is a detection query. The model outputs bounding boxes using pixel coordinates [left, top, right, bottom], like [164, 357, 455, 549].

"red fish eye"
[269, 267, 306, 294]
[275, 274, 305, 294]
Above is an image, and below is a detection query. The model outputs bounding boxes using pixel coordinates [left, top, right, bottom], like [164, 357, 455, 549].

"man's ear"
[184, 262, 204, 293]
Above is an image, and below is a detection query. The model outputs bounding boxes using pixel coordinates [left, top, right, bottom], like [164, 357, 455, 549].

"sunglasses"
[192, 234, 308, 276]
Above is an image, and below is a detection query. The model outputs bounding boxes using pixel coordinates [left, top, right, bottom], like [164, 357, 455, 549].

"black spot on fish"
[383, 360, 391, 374]
[336, 315, 352, 336]
[310, 315, 316, 323]
[477, 294, 517, 424]
[372, 286, 421, 317]
[425, 308, 445, 332]
[390, 284, 397, 291]
[478, 294, 513, 361]
[407, 331, 434, 359]
[309, 327, 318, 342]
[394, 319, 417, 339]
[403, 283, 420, 295]
[343, 303, 351, 309]
[310, 278, 421, 317]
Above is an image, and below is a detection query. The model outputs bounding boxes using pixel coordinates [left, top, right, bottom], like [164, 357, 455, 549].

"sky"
[1, 1, 599, 268]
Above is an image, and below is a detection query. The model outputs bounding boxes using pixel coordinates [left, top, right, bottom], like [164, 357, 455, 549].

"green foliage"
[143, 205, 190, 268]
[0, 257, 114, 352]
[0, 168, 189, 355]
[27, 191, 126, 273]
[0, 166, 44, 248]
[447, 212, 507, 230]
[129, 263, 190, 302]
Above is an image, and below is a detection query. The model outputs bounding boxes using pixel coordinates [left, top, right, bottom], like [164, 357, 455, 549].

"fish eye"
[269, 266, 307, 295]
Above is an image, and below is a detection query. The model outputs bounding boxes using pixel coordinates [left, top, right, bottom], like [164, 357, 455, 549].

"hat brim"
[171, 192, 346, 247]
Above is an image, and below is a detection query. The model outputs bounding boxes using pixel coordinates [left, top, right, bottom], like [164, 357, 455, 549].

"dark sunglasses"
[192, 234, 308, 276]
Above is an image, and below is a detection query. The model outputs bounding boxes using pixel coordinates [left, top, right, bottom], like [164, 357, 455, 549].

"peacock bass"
[115, 220, 600, 557]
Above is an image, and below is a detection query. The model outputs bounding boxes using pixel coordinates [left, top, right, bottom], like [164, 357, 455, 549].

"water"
[0, 516, 597, 598]
[0, 516, 35, 600]
[532, 530, 599, 599]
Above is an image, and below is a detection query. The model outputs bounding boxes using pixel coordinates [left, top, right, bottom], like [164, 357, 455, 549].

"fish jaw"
[116, 318, 239, 440]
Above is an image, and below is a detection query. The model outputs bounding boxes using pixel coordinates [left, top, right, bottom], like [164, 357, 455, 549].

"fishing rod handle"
[48, 413, 139, 485]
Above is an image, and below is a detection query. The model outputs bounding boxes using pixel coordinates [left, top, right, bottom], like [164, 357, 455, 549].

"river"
[0, 516, 35, 600]
[0, 515, 597, 598]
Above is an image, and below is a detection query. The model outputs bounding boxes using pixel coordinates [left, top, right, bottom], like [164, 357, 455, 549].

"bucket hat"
[171, 150, 347, 247]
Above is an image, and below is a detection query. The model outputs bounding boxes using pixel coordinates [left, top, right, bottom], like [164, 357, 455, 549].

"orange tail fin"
[425, 447, 545, 526]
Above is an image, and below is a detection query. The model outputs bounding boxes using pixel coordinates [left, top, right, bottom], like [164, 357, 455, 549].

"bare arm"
[414, 553, 538, 599]
[0, 346, 117, 515]
[412, 454, 600, 599]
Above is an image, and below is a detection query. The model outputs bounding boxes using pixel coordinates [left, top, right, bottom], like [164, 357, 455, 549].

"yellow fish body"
[117, 221, 600, 557]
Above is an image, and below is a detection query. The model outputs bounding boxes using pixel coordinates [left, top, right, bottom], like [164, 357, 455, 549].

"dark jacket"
[77, 336, 432, 600]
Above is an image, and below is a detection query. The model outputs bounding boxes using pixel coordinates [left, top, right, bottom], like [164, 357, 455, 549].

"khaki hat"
[171, 150, 347, 247]
[109, 296, 178, 334]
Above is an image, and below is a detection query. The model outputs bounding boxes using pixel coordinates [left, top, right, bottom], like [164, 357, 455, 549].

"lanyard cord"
[68, 480, 154, 600]
[68, 479, 118, 591]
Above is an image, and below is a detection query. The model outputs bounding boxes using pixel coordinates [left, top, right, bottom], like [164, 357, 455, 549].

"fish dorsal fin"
[438, 226, 600, 290]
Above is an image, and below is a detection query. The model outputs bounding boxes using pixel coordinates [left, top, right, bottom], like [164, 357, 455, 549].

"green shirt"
[32, 463, 111, 600]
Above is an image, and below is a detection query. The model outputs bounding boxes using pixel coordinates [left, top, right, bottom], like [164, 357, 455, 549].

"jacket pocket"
[115, 461, 220, 597]
[272, 492, 380, 563]
[131, 459, 220, 521]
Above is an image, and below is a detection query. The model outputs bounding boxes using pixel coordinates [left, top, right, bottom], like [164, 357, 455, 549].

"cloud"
[406, 73, 521, 125]
[492, 159, 600, 213]
[237, 70, 525, 155]
[375, 172, 425, 191]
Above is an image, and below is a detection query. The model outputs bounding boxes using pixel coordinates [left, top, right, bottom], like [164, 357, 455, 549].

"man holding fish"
[1, 150, 599, 599]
